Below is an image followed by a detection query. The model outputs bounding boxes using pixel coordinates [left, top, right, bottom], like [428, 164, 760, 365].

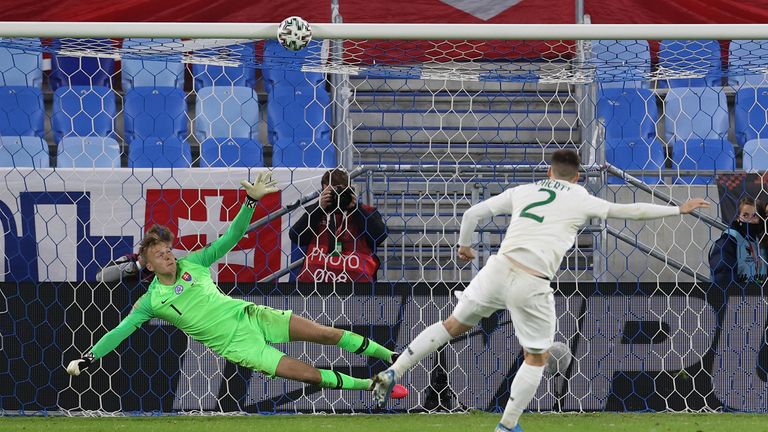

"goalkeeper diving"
[66, 173, 407, 399]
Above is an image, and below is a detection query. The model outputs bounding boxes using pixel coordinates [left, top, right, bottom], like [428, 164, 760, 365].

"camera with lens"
[331, 186, 355, 210]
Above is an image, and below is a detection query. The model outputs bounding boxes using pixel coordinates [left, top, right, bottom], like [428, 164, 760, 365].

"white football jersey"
[475, 179, 611, 278]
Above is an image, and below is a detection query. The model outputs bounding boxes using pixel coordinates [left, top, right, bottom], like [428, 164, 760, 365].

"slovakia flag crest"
[182, 272, 192, 282]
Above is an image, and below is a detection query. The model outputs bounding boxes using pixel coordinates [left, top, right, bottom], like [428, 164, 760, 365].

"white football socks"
[390, 321, 452, 379]
[499, 362, 545, 429]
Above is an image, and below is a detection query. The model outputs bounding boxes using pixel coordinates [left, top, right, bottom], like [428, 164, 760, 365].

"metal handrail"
[255, 164, 725, 283]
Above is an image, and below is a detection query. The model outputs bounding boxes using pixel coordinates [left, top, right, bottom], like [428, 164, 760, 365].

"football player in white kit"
[372, 149, 710, 431]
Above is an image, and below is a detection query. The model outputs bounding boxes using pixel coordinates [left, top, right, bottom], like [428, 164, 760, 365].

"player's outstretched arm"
[605, 198, 710, 221]
[65, 296, 153, 376]
[457, 190, 514, 255]
[186, 173, 280, 267]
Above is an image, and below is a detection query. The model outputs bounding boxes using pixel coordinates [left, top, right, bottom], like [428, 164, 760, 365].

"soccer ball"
[277, 16, 312, 51]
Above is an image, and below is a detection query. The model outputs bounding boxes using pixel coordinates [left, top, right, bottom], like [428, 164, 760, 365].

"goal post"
[0, 21, 766, 416]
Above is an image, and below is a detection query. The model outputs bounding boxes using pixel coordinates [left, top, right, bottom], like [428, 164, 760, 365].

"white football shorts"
[453, 254, 556, 351]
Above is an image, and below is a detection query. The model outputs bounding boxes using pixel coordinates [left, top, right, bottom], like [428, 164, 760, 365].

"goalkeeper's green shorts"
[222, 304, 292, 377]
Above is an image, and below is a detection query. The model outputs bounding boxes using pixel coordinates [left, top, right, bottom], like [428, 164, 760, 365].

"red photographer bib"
[297, 210, 380, 283]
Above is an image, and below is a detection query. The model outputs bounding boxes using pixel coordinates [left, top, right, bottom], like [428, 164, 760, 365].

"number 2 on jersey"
[520, 188, 556, 223]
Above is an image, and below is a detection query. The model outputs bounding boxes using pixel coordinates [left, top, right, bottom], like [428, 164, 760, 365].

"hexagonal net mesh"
[0, 32, 765, 417]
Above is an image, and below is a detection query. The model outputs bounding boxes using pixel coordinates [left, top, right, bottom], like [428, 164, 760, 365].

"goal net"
[0, 23, 766, 415]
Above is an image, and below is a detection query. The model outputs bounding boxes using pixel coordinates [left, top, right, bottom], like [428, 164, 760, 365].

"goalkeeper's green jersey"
[90, 203, 255, 360]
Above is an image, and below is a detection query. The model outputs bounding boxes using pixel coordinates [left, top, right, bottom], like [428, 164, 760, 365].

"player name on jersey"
[535, 179, 572, 191]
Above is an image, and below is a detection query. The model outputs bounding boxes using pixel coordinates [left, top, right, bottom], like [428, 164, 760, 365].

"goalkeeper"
[66, 173, 407, 398]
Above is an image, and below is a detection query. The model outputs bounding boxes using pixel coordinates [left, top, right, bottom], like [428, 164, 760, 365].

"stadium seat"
[262, 39, 325, 94]
[56, 136, 121, 168]
[128, 136, 191, 168]
[199, 137, 263, 167]
[742, 139, 768, 171]
[590, 39, 650, 89]
[596, 88, 658, 141]
[267, 85, 331, 144]
[734, 87, 768, 146]
[0, 135, 49, 167]
[0, 38, 43, 87]
[51, 86, 117, 144]
[664, 87, 729, 143]
[124, 86, 188, 144]
[671, 139, 735, 184]
[49, 38, 115, 90]
[194, 86, 259, 142]
[606, 137, 666, 184]
[191, 43, 256, 89]
[728, 40, 768, 87]
[658, 40, 722, 88]
[272, 137, 335, 168]
[121, 38, 184, 90]
[0, 86, 44, 138]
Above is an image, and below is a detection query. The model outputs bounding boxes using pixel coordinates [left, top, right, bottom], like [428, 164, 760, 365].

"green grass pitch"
[4, 412, 768, 432]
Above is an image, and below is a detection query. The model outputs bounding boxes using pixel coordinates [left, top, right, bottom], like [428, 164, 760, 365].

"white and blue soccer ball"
[277, 16, 312, 51]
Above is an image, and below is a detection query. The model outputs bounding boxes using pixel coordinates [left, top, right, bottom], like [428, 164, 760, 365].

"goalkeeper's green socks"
[319, 369, 372, 390]
[337, 330, 394, 363]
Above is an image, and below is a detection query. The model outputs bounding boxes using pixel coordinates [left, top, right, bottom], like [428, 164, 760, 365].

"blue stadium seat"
[664, 87, 729, 142]
[606, 137, 665, 184]
[124, 86, 187, 144]
[194, 86, 259, 142]
[262, 39, 325, 94]
[51, 86, 116, 144]
[56, 136, 120, 168]
[199, 137, 263, 167]
[671, 139, 735, 184]
[0, 136, 49, 167]
[596, 88, 658, 141]
[742, 139, 768, 171]
[734, 87, 768, 146]
[121, 38, 184, 90]
[728, 40, 768, 87]
[0, 38, 43, 87]
[191, 43, 256, 89]
[128, 136, 191, 168]
[590, 39, 650, 89]
[267, 85, 331, 144]
[50, 39, 115, 90]
[0, 86, 44, 138]
[272, 137, 335, 168]
[658, 40, 722, 88]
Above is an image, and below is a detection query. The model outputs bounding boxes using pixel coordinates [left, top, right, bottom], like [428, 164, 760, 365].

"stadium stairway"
[347, 75, 592, 281]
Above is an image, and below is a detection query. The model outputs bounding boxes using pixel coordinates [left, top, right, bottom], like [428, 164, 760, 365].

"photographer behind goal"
[289, 168, 388, 283]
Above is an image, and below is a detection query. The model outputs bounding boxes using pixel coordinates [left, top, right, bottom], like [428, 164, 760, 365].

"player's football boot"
[495, 423, 523, 432]
[372, 369, 397, 408]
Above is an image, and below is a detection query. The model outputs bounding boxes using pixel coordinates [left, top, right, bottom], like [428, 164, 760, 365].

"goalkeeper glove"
[66, 353, 94, 376]
[241, 172, 279, 207]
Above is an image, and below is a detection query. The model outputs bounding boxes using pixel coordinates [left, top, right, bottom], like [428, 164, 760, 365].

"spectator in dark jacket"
[709, 197, 767, 289]
[289, 168, 387, 283]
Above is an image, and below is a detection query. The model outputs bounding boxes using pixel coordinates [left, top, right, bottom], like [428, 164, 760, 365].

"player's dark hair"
[322, 168, 350, 187]
[138, 224, 175, 262]
[550, 149, 580, 179]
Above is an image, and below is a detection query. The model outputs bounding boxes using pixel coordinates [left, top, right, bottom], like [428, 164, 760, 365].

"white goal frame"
[2, 22, 768, 40]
